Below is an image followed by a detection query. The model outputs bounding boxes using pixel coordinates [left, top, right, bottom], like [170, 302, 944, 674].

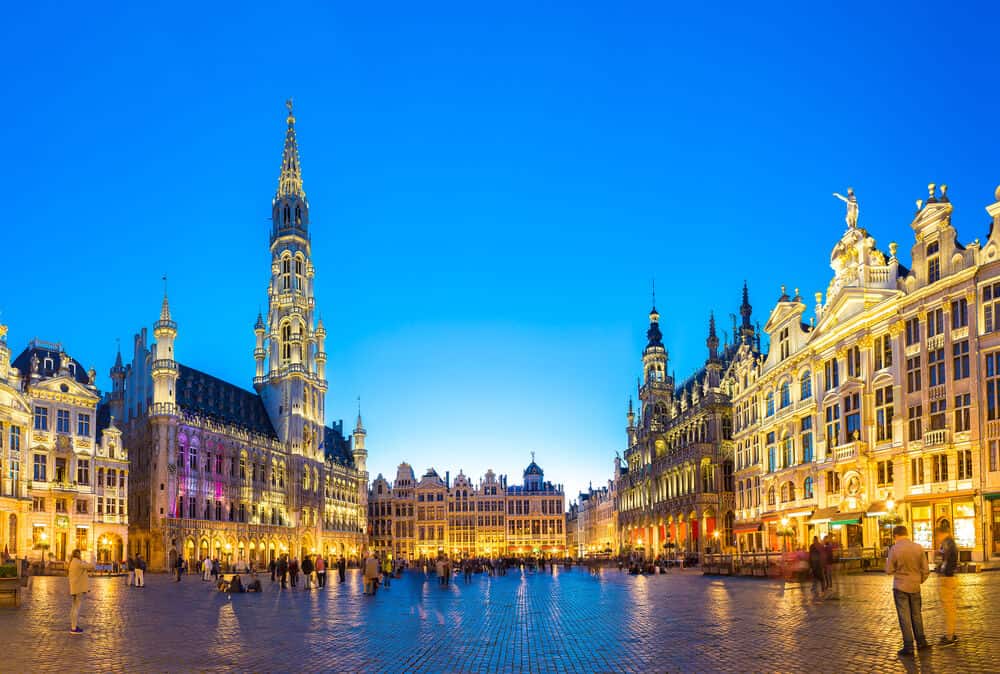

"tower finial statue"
[833, 187, 859, 228]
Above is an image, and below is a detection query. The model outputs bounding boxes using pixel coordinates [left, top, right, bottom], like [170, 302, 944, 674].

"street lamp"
[777, 516, 794, 552]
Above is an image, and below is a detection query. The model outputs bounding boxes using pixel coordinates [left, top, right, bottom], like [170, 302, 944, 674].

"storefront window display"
[953, 501, 975, 549]
[911, 505, 933, 549]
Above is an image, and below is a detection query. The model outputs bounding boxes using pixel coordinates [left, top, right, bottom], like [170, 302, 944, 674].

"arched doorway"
[168, 548, 178, 571]
[199, 538, 209, 561]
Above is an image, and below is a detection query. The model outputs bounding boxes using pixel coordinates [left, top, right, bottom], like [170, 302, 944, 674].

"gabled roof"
[176, 364, 277, 438]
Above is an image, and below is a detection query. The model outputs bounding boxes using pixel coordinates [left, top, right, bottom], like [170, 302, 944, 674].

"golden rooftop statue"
[833, 187, 859, 229]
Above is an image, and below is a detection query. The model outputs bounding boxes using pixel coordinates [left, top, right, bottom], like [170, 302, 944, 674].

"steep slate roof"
[12, 345, 91, 385]
[175, 364, 277, 438]
[323, 424, 354, 468]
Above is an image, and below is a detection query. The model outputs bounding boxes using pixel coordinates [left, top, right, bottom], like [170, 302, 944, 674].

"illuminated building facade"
[733, 184, 1000, 562]
[566, 479, 618, 557]
[116, 102, 368, 570]
[367, 459, 566, 560]
[616, 295, 756, 558]
[0, 334, 129, 565]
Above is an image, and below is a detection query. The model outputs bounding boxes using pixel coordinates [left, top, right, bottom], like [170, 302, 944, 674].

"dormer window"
[926, 241, 941, 284]
[779, 327, 790, 361]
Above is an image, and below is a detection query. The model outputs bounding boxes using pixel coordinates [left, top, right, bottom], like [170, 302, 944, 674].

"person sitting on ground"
[246, 573, 262, 592]
[229, 574, 244, 593]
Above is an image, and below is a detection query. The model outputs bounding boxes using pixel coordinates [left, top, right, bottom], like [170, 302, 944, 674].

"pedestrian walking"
[269, 558, 276, 582]
[363, 552, 380, 595]
[68, 549, 89, 634]
[202, 556, 212, 582]
[935, 522, 959, 646]
[175, 554, 184, 581]
[277, 555, 288, 588]
[302, 555, 314, 590]
[809, 537, 825, 600]
[822, 535, 835, 596]
[885, 525, 930, 657]
[315, 554, 326, 588]
[126, 555, 136, 587]
[337, 556, 346, 583]
[289, 557, 299, 587]
[135, 554, 146, 587]
[212, 558, 221, 582]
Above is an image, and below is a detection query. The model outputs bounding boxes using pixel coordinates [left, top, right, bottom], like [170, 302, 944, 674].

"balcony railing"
[832, 441, 864, 461]
[923, 428, 949, 447]
[151, 359, 178, 373]
[149, 402, 179, 417]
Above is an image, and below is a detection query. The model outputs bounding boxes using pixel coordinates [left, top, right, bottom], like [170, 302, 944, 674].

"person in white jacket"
[202, 556, 213, 582]
[68, 549, 89, 634]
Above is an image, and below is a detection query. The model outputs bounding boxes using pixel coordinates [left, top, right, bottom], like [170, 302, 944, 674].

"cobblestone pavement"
[1, 566, 996, 672]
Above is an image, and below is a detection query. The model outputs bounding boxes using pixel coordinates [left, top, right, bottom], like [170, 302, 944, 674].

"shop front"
[989, 493, 1000, 558]
[733, 521, 762, 552]
[907, 495, 977, 560]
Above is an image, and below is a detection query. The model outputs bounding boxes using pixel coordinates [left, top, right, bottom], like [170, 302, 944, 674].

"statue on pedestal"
[833, 187, 859, 228]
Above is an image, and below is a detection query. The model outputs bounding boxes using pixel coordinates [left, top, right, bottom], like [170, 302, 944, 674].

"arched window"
[281, 324, 292, 362]
[767, 486, 776, 506]
[800, 370, 812, 400]
[780, 381, 791, 408]
[281, 257, 291, 290]
[787, 480, 796, 501]
[294, 257, 304, 291]
[803, 476, 814, 498]
[780, 483, 789, 503]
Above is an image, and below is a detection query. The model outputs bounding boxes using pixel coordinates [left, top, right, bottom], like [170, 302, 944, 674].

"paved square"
[1, 567, 995, 672]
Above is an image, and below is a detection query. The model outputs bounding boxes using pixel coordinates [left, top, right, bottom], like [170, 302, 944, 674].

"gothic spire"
[740, 280, 754, 343]
[706, 312, 719, 360]
[277, 98, 306, 201]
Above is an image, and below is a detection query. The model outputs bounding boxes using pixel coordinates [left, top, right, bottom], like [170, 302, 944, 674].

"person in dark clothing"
[269, 558, 276, 582]
[175, 555, 184, 582]
[301, 555, 314, 589]
[808, 537, 825, 600]
[338, 556, 347, 583]
[289, 558, 299, 587]
[277, 556, 288, 589]
[935, 522, 959, 646]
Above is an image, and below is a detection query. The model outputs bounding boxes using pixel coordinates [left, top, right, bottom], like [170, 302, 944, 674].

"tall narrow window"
[779, 327, 790, 360]
[281, 258, 291, 290]
[951, 298, 968, 329]
[911, 457, 925, 485]
[930, 398, 947, 431]
[846, 346, 861, 378]
[954, 393, 971, 432]
[766, 392, 775, 417]
[957, 449, 973, 480]
[294, 258, 304, 291]
[875, 386, 893, 442]
[874, 334, 893, 370]
[988, 352, 1000, 421]
[952, 340, 969, 380]
[56, 410, 70, 434]
[800, 370, 812, 399]
[905, 317, 921, 346]
[825, 404, 841, 447]
[76, 413, 90, 437]
[824, 359, 840, 390]
[928, 347, 945, 387]
[780, 381, 791, 408]
[931, 454, 948, 482]
[926, 242, 940, 284]
[984, 282, 1000, 333]
[927, 307, 944, 338]
[906, 356, 922, 393]
[843, 392, 861, 440]
[800, 417, 813, 463]
[908, 405, 923, 441]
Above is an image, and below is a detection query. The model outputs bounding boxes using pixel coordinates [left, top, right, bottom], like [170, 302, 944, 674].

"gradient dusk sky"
[1, 2, 998, 498]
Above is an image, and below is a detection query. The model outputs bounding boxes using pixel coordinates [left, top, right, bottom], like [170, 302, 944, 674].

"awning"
[761, 514, 781, 523]
[808, 507, 839, 524]
[784, 509, 814, 519]
[830, 512, 864, 526]
[866, 501, 888, 517]
[733, 522, 762, 534]
[985, 492, 1000, 501]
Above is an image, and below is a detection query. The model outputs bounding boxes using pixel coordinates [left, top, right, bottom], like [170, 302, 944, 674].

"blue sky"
[1, 2, 998, 498]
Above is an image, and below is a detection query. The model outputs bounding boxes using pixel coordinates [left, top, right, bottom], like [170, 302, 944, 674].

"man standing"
[68, 549, 89, 634]
[337, 556, 346, 583]
[175, 554, 184, 582]
[935, 522, 959, 646]
[126, 555, 135, 587]
[135, 554, 146, 588]
[202, 556, 212, 582]
[363, 552, 380, 595]
[315, 554, 326, 588]
[885, 525, 930, 656]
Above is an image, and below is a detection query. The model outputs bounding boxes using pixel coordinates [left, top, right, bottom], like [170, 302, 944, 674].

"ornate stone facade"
[0, 337, 128, 565]
[116, 103, 369, 570]
[368, 459, 566, 561]
[615, 293, 760, 558]
[733, 184, 1000, 562]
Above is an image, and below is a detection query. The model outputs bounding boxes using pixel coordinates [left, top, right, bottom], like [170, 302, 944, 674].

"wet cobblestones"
[1, 567, 996, 672]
